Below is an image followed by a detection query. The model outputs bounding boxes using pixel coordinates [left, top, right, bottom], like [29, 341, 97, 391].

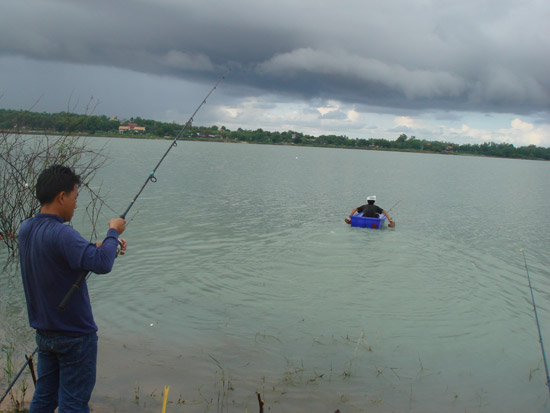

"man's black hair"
[36, 165, 81, 205]
[367, 200, 375, 205]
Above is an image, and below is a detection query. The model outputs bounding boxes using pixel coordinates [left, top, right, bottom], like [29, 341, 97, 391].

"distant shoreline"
[5, 130, 549, 162]
[2, 107, 548, 160]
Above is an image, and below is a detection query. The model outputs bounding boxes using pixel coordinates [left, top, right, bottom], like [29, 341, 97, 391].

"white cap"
[367, 195, 376, 201]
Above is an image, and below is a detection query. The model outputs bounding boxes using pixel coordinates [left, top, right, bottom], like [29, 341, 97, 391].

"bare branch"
[0, 100, 109, 261]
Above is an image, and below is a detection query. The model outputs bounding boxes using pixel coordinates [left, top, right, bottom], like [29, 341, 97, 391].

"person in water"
[346, 195, 395, 227]
[18, 164, 127, 412]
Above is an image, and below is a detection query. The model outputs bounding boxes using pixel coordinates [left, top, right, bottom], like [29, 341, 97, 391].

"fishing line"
[521, 248, 550, 395]
[58, 70, 228, 310]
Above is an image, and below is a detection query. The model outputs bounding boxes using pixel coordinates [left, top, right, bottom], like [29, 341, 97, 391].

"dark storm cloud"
[1, 0, 549, 116]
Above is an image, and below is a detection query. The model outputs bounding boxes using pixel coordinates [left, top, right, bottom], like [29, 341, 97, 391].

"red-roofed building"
[119, 123, 146, 133]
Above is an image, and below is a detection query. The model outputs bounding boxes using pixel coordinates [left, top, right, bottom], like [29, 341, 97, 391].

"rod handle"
[58, 271, 88, 311]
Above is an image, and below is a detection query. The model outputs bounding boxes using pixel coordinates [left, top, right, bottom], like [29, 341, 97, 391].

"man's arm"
[381, 209, 394, 226]
[345, 207, 359, 224]
[82, 217, 126, 274]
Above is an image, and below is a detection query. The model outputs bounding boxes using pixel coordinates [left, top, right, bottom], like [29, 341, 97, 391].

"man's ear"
[56, 191, 67, 205]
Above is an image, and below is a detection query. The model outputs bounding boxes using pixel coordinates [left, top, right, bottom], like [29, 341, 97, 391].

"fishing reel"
[116, 239, 124, 257]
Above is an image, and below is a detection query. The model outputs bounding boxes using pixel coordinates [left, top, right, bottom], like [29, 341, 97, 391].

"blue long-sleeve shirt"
[19, 213, 120, 335]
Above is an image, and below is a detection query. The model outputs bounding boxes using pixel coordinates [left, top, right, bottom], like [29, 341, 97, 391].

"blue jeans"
[30, 331, 98, 413]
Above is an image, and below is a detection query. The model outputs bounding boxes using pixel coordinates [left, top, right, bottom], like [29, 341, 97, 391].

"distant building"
[119, 123, 146, 133]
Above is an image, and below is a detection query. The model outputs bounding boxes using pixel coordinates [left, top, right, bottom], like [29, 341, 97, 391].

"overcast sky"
[1, 0, 549, 147]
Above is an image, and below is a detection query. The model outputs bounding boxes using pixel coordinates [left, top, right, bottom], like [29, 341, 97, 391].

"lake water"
[1, 138, 549, 412]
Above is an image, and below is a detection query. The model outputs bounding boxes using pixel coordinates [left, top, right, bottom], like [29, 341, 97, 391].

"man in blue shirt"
[18, 165, 127, 412]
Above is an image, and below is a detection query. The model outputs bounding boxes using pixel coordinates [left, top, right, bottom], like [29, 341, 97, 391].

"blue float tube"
[349, 213, 387, 229]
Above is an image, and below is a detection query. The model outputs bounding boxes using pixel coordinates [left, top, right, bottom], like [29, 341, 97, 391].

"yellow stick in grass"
[161, 385, 170, 413]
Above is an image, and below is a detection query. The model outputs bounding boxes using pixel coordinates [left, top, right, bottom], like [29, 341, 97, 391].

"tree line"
[1, 108, 548, 160]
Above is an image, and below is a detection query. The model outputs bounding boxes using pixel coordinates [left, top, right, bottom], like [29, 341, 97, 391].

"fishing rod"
[387, 199, 402, 213]
[1, 211, 143, 404]
[3, 74, 228, 401]
[0, 348, 37, 405]
[384, 199, 401, 228]
[521, 249, 550, 395]
[120, 72, 227, 219]
[58, 71, 228, 311]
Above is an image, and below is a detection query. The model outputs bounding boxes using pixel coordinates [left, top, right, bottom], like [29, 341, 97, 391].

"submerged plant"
[133, 381, 140, 404]
[343, 329, 366, 378]
[209, 354, 234, 412]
